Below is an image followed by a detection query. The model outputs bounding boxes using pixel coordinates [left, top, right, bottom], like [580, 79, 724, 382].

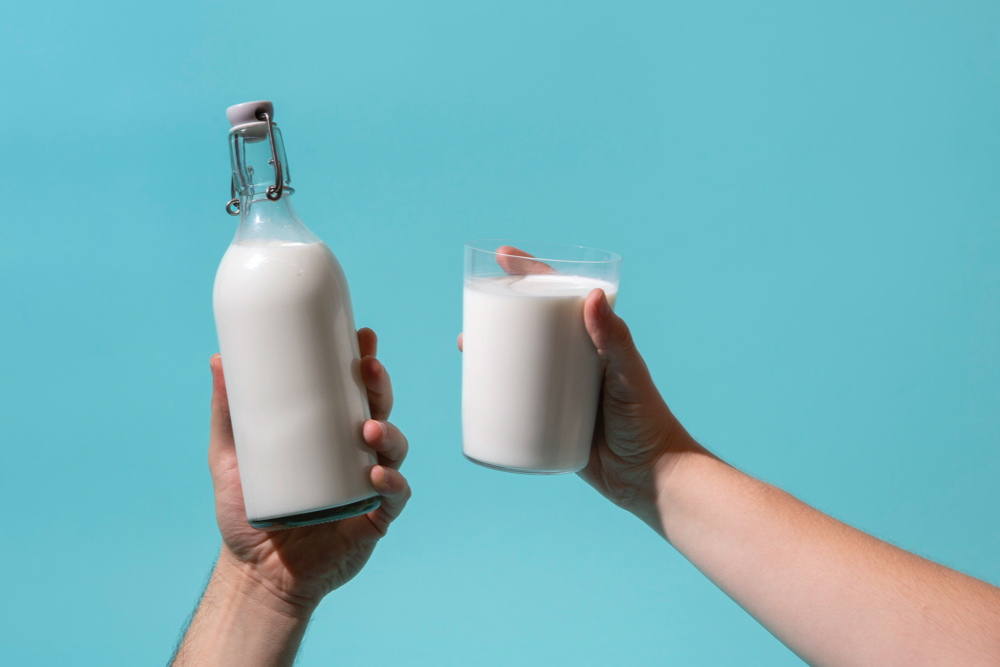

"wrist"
[215, 546, 319, 620]
[636, 427, 714, 539]
[172, 550, 315, 666]
[646, 440, 722, 542]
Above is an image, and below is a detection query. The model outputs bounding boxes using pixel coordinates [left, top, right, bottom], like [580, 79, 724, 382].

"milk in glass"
[461, 243, 621, 474]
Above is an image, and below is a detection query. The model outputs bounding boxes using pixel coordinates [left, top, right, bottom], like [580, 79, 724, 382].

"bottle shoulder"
[215, 241, 348, 298]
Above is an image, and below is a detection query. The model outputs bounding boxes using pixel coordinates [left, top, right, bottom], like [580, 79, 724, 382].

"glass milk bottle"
[213, 101, 380, 529]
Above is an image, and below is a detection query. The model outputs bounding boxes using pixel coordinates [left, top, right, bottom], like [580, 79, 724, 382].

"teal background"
[1, 1, 998, 664]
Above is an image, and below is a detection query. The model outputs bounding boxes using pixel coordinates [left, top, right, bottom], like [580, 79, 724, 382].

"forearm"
[648, 449, 1000, 666]
[172, 549, 315, 667]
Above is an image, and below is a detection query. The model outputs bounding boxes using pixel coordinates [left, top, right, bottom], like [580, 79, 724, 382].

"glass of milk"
[462, 240, 622, 474]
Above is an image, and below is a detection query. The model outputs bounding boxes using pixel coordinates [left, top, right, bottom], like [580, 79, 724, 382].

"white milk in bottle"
[213, 101, 379, 529]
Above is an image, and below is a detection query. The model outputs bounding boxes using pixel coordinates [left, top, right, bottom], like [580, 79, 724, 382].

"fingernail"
[371, 359, 383, 375]
[378, 421, 388, 439]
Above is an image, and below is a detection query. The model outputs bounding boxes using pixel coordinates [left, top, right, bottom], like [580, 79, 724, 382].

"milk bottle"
[213, 101, 379, 529]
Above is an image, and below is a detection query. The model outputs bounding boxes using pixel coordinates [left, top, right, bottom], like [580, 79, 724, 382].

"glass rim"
[464, 239, 622, 264]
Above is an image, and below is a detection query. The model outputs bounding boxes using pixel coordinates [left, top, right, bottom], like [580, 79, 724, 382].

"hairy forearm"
[649, 449, 1000, 666]
[172, 550, 315, 666]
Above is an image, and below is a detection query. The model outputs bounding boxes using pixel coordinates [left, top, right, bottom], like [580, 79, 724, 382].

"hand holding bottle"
[209, 326, 410, 602]
[173, 329, 410, 665]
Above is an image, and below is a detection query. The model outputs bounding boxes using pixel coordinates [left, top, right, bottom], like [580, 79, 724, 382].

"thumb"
[208, 354, 238, 477]
[583, 289, 657, 403]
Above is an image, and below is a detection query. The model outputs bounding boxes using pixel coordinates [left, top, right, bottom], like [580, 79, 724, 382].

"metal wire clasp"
[259, 110, 284, 201]
[225, 176, 240, 216]
[224, 108, 284, 216]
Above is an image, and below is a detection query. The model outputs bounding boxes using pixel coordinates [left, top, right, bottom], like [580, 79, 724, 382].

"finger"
[361, 355, 393, 420]
[495, 245, 556, 275]
[208, 355, 239, 480]
[457, 332, 463, 352]
[583, 289, 657, 403]
[367, 465, 412, 536]
[357, 327, 377, 358]
[362, 420, 409, 470]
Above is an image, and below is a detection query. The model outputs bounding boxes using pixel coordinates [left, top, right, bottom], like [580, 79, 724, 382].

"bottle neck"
[234, 191, 319, 245]
[229, 120, 316, 245]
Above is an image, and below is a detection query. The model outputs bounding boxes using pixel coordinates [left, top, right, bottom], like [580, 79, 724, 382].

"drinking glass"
[462, 240, 622, 474]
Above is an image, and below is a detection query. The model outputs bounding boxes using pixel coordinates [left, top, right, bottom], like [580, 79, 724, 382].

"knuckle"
[612, 320, 635, 351]
[388, 472, 409, 495]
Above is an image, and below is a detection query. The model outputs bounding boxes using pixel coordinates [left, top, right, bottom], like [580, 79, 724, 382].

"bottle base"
[463, 453, 585, 476]
[248, 495, 382, 531]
